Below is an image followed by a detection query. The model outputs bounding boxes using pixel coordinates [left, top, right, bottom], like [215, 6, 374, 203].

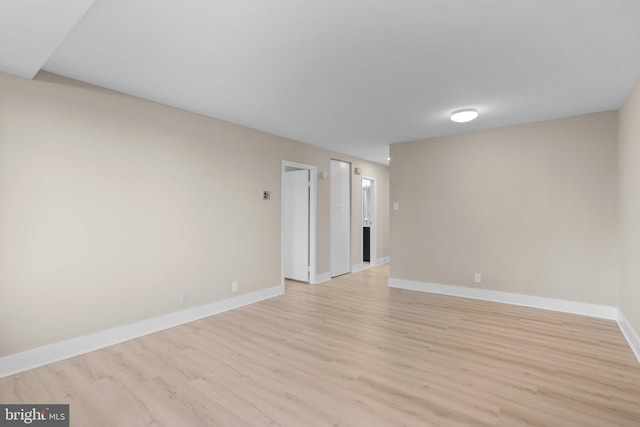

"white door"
[284, 169, 309, 282]
[331, 160, 351, 277]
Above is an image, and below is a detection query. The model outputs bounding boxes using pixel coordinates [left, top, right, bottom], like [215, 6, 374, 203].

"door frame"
[281, 160, 317, 286]
[362, 175, 377, 266]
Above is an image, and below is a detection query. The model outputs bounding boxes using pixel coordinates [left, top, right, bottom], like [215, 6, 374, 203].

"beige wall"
[0, 71, 389, 356]
[619, 79, 640, 333]
[390, 112, 619, 305]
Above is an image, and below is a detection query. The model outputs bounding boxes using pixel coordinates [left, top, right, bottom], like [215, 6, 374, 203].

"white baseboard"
[0, 283, 284, 379]
[377, 256, 390, 265]
[617, 310, 640, 364]
[351, 263, 365, 273]
[312, 272, 331, 284]
[388, 278, 618, 320]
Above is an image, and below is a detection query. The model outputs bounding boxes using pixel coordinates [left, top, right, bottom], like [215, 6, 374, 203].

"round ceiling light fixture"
[450, 108, 478, 123]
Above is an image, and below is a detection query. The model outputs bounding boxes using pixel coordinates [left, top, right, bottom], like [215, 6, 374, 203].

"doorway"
[362, 176, 376, 267]
[282, 161, 317, 285]
[331, 159, 351, 277]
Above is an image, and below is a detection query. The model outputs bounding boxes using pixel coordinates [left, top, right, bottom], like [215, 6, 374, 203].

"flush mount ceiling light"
[450, 108, 478, 123]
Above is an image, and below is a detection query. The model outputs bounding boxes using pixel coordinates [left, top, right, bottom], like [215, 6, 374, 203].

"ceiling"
[2, 0, 640, 165]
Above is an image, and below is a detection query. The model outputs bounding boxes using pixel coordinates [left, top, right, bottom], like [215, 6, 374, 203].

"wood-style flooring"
[1, 265, 639, 426]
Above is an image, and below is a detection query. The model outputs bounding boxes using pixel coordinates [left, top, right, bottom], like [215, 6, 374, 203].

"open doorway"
[282, 161, 317, 285]
[362, 176, 376, 268]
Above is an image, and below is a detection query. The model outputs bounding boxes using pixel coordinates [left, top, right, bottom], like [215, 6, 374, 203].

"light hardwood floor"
[1, 264, 639, 426]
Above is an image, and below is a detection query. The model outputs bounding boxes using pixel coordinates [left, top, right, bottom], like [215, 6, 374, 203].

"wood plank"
[1, 264, 639, 426]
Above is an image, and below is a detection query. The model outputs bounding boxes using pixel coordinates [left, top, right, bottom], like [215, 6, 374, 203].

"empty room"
[1, 1, 640, 426]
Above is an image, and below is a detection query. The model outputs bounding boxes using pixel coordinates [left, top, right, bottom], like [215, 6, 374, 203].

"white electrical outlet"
[232, 281, 239, 293]
[179, 291, 188, 304]
[393, 202, 400, 211]
[474, 273, 482, 284]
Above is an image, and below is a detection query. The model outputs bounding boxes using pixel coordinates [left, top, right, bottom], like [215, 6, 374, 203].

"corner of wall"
[618, 309, 640, 364]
